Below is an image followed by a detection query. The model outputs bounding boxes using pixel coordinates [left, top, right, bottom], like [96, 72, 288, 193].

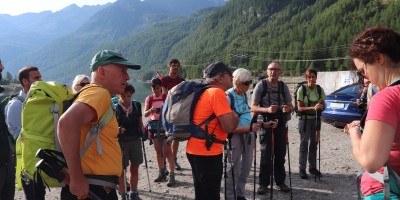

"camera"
[155, 108, 161, 113]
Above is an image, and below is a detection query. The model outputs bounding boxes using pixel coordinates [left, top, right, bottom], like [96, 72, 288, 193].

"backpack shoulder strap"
[77, 86, 114, 157]
[260, 79, 268, 105]
[227, 92, 235, 113]
[148, 94, 154, 107]
[278, 80, 285, 103]
[131, 100, 140, 113]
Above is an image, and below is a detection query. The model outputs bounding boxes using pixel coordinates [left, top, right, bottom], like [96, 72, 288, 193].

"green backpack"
[19, 81, 113, 187]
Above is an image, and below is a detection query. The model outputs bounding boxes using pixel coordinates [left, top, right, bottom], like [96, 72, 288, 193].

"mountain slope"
[0, 4, 110, 61]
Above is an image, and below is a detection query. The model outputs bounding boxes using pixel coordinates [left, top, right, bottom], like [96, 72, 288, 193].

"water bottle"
[257, 114, 264, 129]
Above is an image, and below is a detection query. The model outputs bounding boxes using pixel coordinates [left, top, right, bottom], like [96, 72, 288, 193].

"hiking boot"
[154, 170, 167, 182]
[237, 196, 247, 200]
[276, 183, 291, 193]
[175, 158, 181, 170]
[167, 172, 176, 187]
[129, 191, 142, 200]
[309, 168, 322, 177]
[256, 185, 268, 195]
[300, 169, 308, 179]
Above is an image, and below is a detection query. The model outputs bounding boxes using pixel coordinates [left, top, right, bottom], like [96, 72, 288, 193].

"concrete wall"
[316, 71, 358, 95]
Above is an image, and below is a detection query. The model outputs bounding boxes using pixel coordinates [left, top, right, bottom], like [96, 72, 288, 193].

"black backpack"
[293, 81, 322, 117]
[0, 94, 24, 166]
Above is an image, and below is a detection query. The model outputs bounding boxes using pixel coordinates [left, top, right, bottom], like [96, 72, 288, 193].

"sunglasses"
[241, 80, 252, 86]
[78, 82, 89, 87]
[356, 62, 366, 78]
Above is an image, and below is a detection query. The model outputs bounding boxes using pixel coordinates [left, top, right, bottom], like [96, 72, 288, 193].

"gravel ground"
[14, 116, 359, 200]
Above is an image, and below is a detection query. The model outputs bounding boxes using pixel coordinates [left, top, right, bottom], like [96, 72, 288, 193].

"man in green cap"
[58, 50, 141, 200]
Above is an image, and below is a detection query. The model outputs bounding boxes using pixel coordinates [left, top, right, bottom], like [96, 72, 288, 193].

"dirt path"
[15, 117, 359, 200]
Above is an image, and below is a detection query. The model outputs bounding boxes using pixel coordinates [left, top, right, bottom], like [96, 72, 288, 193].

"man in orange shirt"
[58, 50, 141, 200]
[186, 61, 239, 200]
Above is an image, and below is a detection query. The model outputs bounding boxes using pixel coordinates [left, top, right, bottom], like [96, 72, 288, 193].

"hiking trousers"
[298, 118, 317, 170]
[259, 121, 287, 186]
[0, 155, 15, 200]
[187, 153, 223, 200]
[226, 132, 255, 199]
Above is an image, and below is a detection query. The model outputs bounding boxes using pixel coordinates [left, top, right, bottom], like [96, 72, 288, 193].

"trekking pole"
[141, 138, 152, 192]
[121, 142, 129, 200]
[314, 109, 321, 182]
[254, 114, 262, 200]
[224, 142, 228, 200]
[317, 109, 321, 182]
[285, 119, 293, 200]
[228, 134, 237, 200]
[270, 121, 274, 200]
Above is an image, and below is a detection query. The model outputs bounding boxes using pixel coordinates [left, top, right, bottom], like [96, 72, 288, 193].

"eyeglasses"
[79, 82, 89, 87]
[267, 68, 281, 71]
[356, 62, 366, 78]
[241, 80, 252, 86]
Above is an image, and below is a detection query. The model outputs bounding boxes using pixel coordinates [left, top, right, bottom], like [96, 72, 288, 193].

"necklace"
[118, 100, 132, 118]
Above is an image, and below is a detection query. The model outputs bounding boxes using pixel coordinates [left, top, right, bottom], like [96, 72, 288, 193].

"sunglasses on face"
[78, 82, 89, 87]
[356, 62, 366, 78]
[241, 80, 252, 86]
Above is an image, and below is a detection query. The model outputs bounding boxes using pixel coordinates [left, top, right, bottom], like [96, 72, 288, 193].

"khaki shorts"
[119, 139, 143, 168]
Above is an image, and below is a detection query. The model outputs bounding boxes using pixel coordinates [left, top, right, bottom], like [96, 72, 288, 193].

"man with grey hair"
[58, 50, 141, 200]
[186, 61, 239, 199]
[251, 61, 294, 194]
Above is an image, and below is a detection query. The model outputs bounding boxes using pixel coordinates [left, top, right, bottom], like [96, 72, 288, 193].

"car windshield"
[333, 84, 362, 95]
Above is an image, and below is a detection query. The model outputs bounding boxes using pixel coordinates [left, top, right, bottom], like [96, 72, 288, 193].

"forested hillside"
[170, 0, 400, 78]
[4, 0, 400, 82]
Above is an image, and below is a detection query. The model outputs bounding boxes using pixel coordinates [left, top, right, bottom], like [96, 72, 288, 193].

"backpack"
[19, 81, 113, 188]
[0, 104, 10, 167]
[162, 81, 225, 149]
[0, 94, 24, 148]
[293, 81, 322, 117]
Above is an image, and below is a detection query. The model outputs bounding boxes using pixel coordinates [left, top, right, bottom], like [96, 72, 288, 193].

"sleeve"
[251, 82, 263, 104]
[283, 83, 292, 103]
[6, 100, 23, 140]
[211, 89, 232, 117]
[160, 76, 166, 88]
[75, 87, 111, 122]
[367, 88, 400, 129]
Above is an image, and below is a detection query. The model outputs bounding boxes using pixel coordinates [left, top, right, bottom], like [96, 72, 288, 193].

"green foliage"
[17, 0, 400, 82]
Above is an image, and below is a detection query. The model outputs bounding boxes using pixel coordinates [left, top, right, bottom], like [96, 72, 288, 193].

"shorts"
[119, 139, 143, 168]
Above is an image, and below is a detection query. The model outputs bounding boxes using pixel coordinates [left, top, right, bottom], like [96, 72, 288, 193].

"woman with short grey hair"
[225, 68, 276, 200]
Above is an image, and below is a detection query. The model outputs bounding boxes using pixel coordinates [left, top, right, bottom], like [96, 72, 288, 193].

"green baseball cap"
[90, 50, 141, 71]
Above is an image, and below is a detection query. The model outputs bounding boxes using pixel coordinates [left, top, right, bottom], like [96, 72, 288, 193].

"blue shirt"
[226, 88, 251, 127]
[4, 90, 26, 140]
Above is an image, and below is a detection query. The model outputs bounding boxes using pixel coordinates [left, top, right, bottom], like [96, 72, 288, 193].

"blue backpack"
[162, 81, 225, 149]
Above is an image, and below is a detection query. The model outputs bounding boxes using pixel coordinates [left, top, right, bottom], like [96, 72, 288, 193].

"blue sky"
[0, 0, 117, 16]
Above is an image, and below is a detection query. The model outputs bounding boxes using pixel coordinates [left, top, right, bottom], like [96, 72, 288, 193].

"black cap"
[203, 61, 236, 78]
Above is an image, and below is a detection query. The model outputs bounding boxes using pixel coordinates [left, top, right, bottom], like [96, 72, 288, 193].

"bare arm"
[297, 100, 324, 112]
[251, 101, 276, 114]
[218, 112, 239, 133]
[347, 120, 395, 172]
[58, 102, 96, 199]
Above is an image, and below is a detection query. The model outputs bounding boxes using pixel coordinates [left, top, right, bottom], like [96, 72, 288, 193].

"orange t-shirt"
[186, 87, 232, 156]
[75, 85, 122, 177]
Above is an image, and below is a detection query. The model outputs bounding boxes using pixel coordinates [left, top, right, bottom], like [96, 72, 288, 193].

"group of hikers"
[0, 25, 400, 200]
